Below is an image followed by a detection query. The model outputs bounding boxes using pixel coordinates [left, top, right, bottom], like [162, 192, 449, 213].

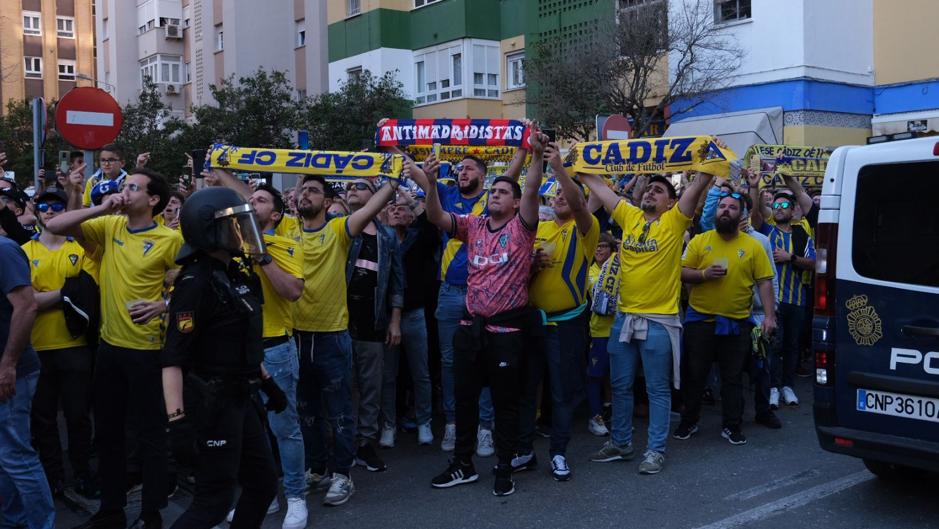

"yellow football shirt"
[21, 238, 98, 351]
[293, 217, 352, 333]
[276, 215, 301, 240]
[530, 216, 600, 313]
[588, 262, 614, 338]
[80, 215, 182, 350]
[611, 200, 691, 315]
[256, 233, 304, 338]
[682, 230, 776, 320]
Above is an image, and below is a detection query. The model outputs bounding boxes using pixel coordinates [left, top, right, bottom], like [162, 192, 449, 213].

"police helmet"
[176, 187, 266, 264]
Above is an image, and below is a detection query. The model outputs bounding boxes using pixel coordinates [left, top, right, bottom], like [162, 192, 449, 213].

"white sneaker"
[323, 473, 354, 506]
[379, 426, 396, 448]
[226, 498, 279, 523]
[441, 423, 456, 452]
[782, 386, 800, 406]
[476, 427, 494, 457]
[588, 415, 609, 436]
[769, 387, 780, 410]
[282, 497, 308, 529]
[418, 422, 433, 445]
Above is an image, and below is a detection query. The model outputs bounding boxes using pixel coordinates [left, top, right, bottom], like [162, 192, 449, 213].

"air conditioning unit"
[165, 24, 182, 39]
[164, 84, 179, 94]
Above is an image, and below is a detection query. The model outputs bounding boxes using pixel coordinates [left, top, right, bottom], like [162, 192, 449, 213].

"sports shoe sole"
[323, 494, 353, 506]
[431, 474, 479, 489]
[638, 465, 662, 475]
[552, 471, 572, 482]
[589, 452, 634, 463]
[721, 431, 748, 445]
[492, 484, 515, 496]
[672, 425, 699, 440]
[354, 458, 387, 472]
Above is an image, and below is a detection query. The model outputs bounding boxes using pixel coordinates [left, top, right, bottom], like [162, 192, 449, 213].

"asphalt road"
[55, 377, 939, 529]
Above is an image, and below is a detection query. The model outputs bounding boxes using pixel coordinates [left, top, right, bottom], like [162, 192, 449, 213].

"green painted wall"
[328, 9, 411, 63]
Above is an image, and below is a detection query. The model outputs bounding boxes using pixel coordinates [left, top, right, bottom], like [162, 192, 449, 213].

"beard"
[640, 201, 657, 213]
[715, 214, 739, 234]
[298, 202, 323, 219]
[459, 178, 480, 195]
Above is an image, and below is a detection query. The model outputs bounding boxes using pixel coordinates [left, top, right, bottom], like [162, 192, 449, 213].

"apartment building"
[666, 0, 939, 149]
[326, 0, 616, 120]
[0, 0, 96, 113]
[95, 0, 329, 119]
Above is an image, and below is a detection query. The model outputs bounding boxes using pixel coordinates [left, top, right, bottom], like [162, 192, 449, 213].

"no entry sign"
[55, 87, 123, 150]
[601, 113, 632, 140]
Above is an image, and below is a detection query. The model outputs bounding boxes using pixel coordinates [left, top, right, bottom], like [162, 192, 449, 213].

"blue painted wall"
[670, 78, 939, 122]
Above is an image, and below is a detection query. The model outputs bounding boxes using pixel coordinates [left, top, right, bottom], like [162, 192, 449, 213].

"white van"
[813, 136, 939, 479]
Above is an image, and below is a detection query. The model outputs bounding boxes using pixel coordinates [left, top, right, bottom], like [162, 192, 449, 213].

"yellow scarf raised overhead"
[566, 136, 737, 177]
[207, 144, 404, 178]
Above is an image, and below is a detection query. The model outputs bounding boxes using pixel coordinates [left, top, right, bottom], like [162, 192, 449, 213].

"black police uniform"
[161, 255, 278, 529]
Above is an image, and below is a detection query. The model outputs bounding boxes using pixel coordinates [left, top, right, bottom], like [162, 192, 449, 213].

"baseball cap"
[35, 187, 68, 205]
[0, 187, 28, 210]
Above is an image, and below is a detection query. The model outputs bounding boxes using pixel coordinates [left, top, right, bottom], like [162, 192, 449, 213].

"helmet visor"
[215, 204, 266, 258]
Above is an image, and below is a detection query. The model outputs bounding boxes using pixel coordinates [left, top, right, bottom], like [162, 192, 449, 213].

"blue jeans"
[519, 313, 588, 456]
[0, 372, 55, 529]
[608, 314, 673, 454]
[381, 308, 433, 428]
[295, 331, 356, 475]
[436, 283, 493, 428]
[261, 339, 305, 499]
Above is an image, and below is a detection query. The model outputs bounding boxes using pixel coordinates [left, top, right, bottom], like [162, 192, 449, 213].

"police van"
[813, 136, 939, 479]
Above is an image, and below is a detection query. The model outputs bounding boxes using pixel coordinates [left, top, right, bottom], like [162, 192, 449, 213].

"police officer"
[161, 187, 288, 529]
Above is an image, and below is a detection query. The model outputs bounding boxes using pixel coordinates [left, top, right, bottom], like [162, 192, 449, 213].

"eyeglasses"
[100, 158, 121, 164]
[638, 221, 652, 244]
[772, 201, 792, 210]
[36, 202, 66, 213]
[719, 191, 743, 200]
[119, 182, 143, 193]
[346, 182, 374, 192]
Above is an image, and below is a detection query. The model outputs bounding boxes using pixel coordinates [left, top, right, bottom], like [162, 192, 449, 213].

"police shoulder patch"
[176, 311, 194, 334]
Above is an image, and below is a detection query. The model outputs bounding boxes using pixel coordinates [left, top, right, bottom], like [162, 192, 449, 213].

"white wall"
[222, 0, 295, 85]
[328, 48, 415, 96]
[669, 0, 874, 87]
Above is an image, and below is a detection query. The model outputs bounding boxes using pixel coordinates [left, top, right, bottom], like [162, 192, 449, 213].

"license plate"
[857, 389, 939, 423]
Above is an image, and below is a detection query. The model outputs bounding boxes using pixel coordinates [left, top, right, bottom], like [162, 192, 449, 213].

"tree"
[525, 0, 745, 140]
[0, 99, 67, 188]
[302, 70, 412, 150]
[188, 69, 303, 149]
[116, 79, 188, 178]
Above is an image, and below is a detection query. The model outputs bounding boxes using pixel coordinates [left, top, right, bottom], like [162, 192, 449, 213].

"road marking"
[724, 469, 822, 501]
[66, 110, 114, 127]
[694, 471, 874, 529]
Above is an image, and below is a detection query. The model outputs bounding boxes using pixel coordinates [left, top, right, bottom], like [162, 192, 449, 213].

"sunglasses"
[772, 201, 792, 210]
[36, 202, 66, 213]
[638, 221, 652, 245]
[719, 191, 743, 200]
[346, 182, 374, 192]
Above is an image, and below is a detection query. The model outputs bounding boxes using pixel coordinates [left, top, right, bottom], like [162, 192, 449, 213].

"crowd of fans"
[0, 125, 819, 529]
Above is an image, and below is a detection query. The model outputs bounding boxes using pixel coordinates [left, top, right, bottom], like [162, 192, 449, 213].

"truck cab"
[813, 137, 939, 479]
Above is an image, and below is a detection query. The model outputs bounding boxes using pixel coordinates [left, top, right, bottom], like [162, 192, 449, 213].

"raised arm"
[677, 171, 714, 219]
[580, 173, 622, 214]
[519, 131, 546, 229]
[210, 168, 253, 201]
[546, 142, 593, 235]
[745, 170, 767, 229]
[782, 174, 813, 215]
[406, 154, 452, 234]
[346, 181, 398, 238]
[45, 193, 125, 243]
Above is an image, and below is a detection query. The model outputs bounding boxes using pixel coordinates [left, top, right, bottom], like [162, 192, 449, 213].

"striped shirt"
[759, 224, 816, 307]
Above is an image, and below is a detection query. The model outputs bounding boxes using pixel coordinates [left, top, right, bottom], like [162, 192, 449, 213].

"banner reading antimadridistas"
[565, 136, 737, 177]
[375, 119, 532, 149]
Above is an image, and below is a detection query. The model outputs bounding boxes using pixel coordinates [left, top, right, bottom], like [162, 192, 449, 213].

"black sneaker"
[672, 421, 699, 440]
[128, 511, 161, 529]
[721, 427, 748, 445]
[493, 465, 515, 496]
[431, 459, 479, 488]
[510, 452, 538, 473]
[72, 510, 126, 529]
[355, 443, 387, 472]
[755, 411, 783, 429]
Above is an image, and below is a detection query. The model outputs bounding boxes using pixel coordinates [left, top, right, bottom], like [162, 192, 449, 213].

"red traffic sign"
[601, 113, 632, 140]
[55, 87, 123, 150]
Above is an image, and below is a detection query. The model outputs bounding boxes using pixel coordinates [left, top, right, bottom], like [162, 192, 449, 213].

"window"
[23, 11, 41, 36]
[58, 60, 76, 80]
[347, 67, 363, 81]
[506, 52, 524, 90]
[414, 40, 499, 105]
[184, 61, 191, 83]
[57, 16, 75, 38]
[140, 55, 183, 85]
[714, 0, 751, 23]
[414, 0, 442, 7]
[348, 0, 361, 16]
[215, 27, 224, 51]
[25, 57, 42, 79]
[472, 43, 500, 98]
[296, 21, 306, 47]
[852, 162, 939, 288]
[184, 18, 190, 28]
[415, 61, 426, 103]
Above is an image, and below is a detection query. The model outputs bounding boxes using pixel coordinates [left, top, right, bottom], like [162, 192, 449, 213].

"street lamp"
[76, 73, 116, 93]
